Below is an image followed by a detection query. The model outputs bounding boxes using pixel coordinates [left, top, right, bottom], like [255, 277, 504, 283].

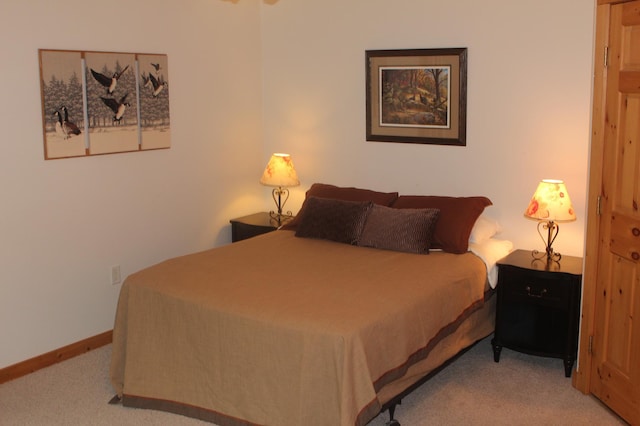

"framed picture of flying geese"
[137, 53, 170, 150]
[85, 51, 139, 155]
[38, 49, 171, 160]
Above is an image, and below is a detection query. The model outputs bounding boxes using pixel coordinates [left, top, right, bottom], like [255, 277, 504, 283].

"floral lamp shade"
[524, 179, 576, 223]
[524, 179, 576, 262]
[260, 153, 300, 188]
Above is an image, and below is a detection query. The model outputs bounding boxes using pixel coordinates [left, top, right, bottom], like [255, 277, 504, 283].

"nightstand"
[491, 249, 583, 377]
[229, 212, 292, 242]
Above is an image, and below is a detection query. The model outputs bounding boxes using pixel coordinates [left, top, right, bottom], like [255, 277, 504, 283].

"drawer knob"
[525, 285, 548, 298]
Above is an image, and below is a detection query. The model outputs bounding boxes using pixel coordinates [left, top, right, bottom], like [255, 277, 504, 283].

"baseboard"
[0, 330, 113, 384]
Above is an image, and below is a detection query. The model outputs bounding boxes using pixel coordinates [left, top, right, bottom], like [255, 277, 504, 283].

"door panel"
[590, 1, 640, 424]
[610, 212, 640, 261]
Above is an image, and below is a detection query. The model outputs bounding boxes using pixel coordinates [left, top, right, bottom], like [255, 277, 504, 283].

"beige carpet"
[0, 337, 626, 425]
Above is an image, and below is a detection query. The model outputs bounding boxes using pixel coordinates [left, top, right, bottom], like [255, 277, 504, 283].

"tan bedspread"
[111, 230, 488, 426]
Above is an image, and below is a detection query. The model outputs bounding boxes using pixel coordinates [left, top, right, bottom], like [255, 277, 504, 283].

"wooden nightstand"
[229, 212, 293, 242]
[491, 249, 583, 377]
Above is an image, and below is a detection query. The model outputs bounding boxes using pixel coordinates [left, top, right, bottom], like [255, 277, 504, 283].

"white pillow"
[469, 215, 501, 244]
[469, 238, 514, 288]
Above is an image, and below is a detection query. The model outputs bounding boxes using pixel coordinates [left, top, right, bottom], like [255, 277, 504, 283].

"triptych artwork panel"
[39, 49, 171, 160]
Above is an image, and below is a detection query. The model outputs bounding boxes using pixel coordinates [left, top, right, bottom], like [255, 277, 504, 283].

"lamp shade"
[524, 179, 576, 222]
[260, 153, 300, 188]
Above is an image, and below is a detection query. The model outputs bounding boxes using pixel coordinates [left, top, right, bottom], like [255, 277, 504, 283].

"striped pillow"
[295, 196, 374, 245]
[357, 205, 440, 254]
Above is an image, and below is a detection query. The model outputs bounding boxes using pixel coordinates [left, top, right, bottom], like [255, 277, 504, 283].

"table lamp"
[260, 153, 300, 224]
[524, 179, 576, 262]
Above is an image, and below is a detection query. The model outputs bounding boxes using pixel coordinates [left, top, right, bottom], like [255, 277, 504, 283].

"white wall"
[0, 0, 264, 368]
[261, 0, 595, 257]
[0, 0, 596, 369]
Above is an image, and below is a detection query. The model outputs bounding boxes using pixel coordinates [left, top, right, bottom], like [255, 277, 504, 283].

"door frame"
[573, 0, 634, 395]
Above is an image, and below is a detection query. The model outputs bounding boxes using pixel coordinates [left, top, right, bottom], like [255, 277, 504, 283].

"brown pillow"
[281, 183, 399, 230]
[295, 196, 373, 244]
[303, 183, 399, 206]
[357, 205, 440, 254]
[391, 196, 492, 254]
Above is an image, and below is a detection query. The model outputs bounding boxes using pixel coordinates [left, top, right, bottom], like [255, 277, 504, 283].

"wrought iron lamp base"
[531, 220, 562, 263]
[269, 187, 294, 226]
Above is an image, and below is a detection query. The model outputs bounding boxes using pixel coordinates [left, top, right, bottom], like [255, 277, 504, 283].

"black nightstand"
[491, 249, 583, 377]
[229, 212, 293, 242]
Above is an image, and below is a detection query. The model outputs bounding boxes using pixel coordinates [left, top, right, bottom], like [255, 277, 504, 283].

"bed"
[110, 183, 513, 426]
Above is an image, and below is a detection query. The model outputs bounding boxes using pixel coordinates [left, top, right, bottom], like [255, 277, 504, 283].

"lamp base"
[268, 211, 294, 226]
[269, 187, 294, 226]
[532, 248, 562, 263]
[531, 220, 562, 263]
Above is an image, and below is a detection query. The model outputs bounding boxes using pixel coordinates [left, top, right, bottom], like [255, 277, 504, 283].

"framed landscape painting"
[366, 48, 467, 146]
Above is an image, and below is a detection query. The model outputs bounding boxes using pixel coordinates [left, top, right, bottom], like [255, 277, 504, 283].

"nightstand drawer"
[499, 267, 571, 308]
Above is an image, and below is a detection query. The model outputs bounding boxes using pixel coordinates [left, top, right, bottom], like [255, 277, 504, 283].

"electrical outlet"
[111, 265, 122, 285]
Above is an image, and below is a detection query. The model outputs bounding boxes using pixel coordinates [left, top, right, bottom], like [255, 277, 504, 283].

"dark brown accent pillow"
[391, 196, 493, 254]
[295, 196, 373, 244]
[357, 205, 440, 254]
[281, 183, 399, 231]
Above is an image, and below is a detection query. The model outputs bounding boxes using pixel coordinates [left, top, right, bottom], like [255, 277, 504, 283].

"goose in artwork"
[52, 109, 81, 140]
[101, 93, 130, 123]
[60, 106, 82, 137]
[91, 64, 129, 95]
[53, 110, 65, 138]
[141, 72, 151, 88]
[148, 74, 167, 97]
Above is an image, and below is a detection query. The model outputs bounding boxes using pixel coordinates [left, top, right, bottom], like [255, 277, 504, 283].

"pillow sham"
[294, 196, 373, 244]
[303, 183, 399, 206]
[391, 195, 493, 254]
[357, 205, 440, 254]
[281, 183, 399, 230]
[469, 214, 502, 244]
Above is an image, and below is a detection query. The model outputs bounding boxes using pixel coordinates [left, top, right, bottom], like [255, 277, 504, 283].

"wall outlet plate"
[111, 265, 122, 285]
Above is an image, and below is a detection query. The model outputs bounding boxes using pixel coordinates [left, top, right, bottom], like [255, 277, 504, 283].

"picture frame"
[366, 48, 467, 146]
[85, 51, 139, 155]
[38, 49, 171, 160]
[39, 50, 88, 159]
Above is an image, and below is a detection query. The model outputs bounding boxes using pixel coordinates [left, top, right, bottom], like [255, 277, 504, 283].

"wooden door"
[584, 1, 640, 424]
